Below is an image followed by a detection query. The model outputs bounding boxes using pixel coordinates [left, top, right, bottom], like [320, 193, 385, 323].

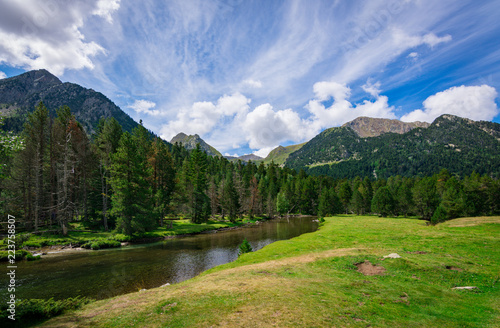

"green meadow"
[38, 215, 499, 327]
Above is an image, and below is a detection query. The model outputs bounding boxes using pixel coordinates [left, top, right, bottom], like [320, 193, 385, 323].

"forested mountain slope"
[0, 69, 139, 134]
[285, 114, 500, 179]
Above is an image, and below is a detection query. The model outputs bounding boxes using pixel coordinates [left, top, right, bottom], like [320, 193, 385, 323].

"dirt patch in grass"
[355, 260, 386, 276]
[445, 265, 463, 271]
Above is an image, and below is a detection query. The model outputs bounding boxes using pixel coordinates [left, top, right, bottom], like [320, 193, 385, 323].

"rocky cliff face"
[342, 117, 430, 138]
[170, 133, 222, 157]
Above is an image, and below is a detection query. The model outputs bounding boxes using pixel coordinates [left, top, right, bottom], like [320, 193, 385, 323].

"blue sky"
[1, 0, 499, 156]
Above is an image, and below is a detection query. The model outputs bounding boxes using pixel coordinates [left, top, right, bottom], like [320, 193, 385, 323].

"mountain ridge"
[0, 69, 139, 135]
[170, 133, 222, 157]
[285, 114, 500, 179]
[342, 116, 430, 138]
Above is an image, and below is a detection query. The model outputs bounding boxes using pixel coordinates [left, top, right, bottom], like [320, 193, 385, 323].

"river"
[2, 217, 318, 301]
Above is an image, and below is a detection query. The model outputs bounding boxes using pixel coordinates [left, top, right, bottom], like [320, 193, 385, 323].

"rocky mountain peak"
[342, 116, 430, 138]
[170, 132, 222, 157]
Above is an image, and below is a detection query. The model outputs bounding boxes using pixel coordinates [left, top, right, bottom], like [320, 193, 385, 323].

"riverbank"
[0, 218, 264, 257]
[37, 215, 499, 327]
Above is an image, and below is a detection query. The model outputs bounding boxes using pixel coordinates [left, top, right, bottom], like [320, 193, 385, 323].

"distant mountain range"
[0, 69, 138, 135]
[225, 154, 263, 162]
[285, 115, 500, 179]
[1, 70, 499, 179]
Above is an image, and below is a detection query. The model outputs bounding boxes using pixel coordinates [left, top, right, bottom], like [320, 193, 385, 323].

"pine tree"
[412, 177, 439, 220]
[110, 132, 154, 235]
[93, 117, 123, 231]
[148, 138, 175, 225]
[24, 102, 50, 230]
[371, 186, 395, 217]
[338, 181, 352, 214]
[188, 144, 210, 223]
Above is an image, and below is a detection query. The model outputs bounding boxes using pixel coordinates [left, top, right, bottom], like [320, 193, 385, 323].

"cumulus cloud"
[0, 0, 119, 75]
[242, 104, 307, 149]
[0, 71, 6, 79]
[305, 81, 397, 131]
[160, 93, 251, 141]
[313, 81, 351, 102]
[401, 85, 499, 122]
[128, 99, 160, 116]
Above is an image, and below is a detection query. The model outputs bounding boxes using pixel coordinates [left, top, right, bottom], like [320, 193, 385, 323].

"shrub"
[0, 249, 31, 262]
[431, 205, 448, 225]
[0, 297, 93, 323]
[238, 239, 253, 257]
[82, 239, 121, 250]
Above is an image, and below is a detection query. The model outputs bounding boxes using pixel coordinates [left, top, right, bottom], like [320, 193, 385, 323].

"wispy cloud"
[1, 0, 499, 156]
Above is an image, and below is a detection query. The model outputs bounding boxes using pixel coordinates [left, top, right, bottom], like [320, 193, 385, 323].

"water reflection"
[1, 217, 317, 301]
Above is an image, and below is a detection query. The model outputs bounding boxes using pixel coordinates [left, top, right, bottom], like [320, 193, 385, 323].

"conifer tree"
[110, 132, 154, 235]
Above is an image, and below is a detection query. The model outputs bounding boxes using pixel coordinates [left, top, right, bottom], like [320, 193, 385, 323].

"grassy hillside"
[262, 142, 305, 165]
[37, 215, 499, 327]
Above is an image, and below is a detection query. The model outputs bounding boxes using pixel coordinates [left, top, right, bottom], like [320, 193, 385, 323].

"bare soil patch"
[355, 260, 386, 276]
[445, 265, 463, 271]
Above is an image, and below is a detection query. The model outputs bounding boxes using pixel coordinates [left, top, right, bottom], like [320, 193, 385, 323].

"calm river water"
[2, 217, 318, 301]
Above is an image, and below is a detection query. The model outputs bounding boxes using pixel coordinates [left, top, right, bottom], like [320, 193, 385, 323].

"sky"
[0, 0, 499, 157]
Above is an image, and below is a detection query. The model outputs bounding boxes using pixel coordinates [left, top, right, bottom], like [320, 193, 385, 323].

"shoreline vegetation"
[2, 215, 498, 327]
[0, 215, 305, 259]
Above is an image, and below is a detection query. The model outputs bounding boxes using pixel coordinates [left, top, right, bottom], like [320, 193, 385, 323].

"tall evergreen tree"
[110, 132, 154, 235]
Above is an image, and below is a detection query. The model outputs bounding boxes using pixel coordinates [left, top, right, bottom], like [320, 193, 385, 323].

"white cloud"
[160, 93, 251, 141]
[0, 0, 118, 75]
[305, 80, 397, 132]
[407, 52, 419, 58]
[392, 29, 452, 50]
[243, 104, 307, 149]
[334, 28, 452, 83]
[242, 79, 262, 89]
[362, 80, 382, 97]
[0, 71, 6, 79]
[128, 99, 160, 116]
[401, 85, 499, 122]
[313, 81, 351, 102]
[93, 0, 121, 23]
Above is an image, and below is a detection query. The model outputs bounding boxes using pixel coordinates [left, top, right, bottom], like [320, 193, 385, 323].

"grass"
[33, 216, 500, 327]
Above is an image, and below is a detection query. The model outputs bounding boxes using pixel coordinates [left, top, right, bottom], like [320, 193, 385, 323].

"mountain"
[225, 154, 263, 162]
[0, 69, 139, 135]
[285, 115, 500, 179]
[342, 116, 430, 137]
[262, 143, 306, 165]
[170, 132, 222, 157]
